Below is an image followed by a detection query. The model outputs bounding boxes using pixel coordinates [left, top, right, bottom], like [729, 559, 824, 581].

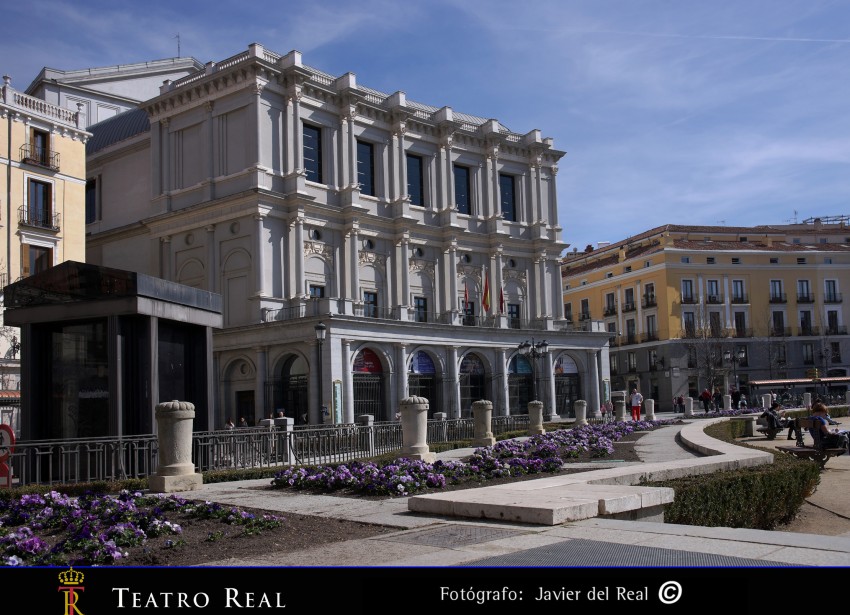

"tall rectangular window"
[507, 303, 520, 329]
[406, 154, 424, 206]
[303, 124, 322, 183]
[646, 314, 657, 337]
[732, 279, 745, 302]
[825, 280, 839, 302]
[681, 279, 694, 302]
[734, 312, 747, 336]
[356, 141, 375, 196]
[564, 303, 572, 321]
[828, 310, 839, 333]
[707, 280, 719, 302]
[683, 312, 695, 336]
[85, 179, 97, 224]
[797, 279, 811, 301]
[453, 165, 471, 214]
[709, 312, 722, 336]
[803, 343, 814, 364]
[580, 298, 590, 319]
[499, 174, 516, 221]
[414, 296, 428, 323]
[624, 288, 635, 310]
[772, 312, 785, 335]
[363, 291, 378, 318]
[26, 179, 52, 229]
[29, 128, 51, 167]
[832, 342, 842, 363]
[21, 244, 52, 277]
[770, 280, 784, 301]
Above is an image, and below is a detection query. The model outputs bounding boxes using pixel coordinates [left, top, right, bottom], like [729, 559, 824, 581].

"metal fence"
[5, 414, 533, 487]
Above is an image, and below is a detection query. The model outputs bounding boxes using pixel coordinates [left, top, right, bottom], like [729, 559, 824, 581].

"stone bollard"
[356, 414, 375, 457]
[528, 400, 545, 435]
[274, 417, 295, 464]
[684, 397, 694, 418]
[723, 394, 732, 411]
[762, 394, 772, 410]
[149, 400, 203, 493]
[399, 397, 435, 462]
[644, 398, 655, 421]
[803, 392, 812, 409]
[573, 399, 588, 426]
[472, 400, 496, 447]
[614, 398, 627, 422]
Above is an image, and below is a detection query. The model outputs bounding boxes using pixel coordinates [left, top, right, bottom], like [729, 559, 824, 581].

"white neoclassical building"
[85, 43, 610, 431]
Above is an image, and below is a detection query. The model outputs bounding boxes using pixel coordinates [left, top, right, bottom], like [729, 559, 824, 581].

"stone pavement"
[174, 411, 850, 567]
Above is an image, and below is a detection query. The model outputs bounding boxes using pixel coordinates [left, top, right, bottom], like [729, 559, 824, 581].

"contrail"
[592, 30, 850, 44]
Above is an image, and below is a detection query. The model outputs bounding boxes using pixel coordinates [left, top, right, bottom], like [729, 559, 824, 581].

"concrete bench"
[730, 415, 759, 437]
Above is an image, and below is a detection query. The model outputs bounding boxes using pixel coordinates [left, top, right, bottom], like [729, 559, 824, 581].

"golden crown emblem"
[58, 566, 84, 586]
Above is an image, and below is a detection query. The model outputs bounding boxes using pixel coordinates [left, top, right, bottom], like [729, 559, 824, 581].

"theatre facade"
[84, 43, 610, 428]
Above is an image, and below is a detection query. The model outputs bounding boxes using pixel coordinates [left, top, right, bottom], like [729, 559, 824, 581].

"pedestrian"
[238, 417, 248, 428]
[700, 388, 712, 413]
[713, 387, 722, 411]
[676, 394, 685, 413]
[224, 417, 234, 430]
[731, 388, 741, 410]
[630, 388, 644, 422]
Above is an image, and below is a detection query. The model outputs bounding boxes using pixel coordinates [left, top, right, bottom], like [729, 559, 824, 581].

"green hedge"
[649, 421, 821, 529]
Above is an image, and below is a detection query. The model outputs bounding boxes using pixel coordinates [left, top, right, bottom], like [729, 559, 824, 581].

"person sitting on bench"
[761, 402, 798, 439]
[810, 403, 849, 452]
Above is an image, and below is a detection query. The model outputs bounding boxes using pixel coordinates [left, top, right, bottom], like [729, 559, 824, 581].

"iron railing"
[5, 415, 533, 487]
[18, 205, 60, 231]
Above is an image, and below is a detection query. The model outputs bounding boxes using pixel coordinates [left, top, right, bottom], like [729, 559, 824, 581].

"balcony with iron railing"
[733, 327, 753, 338]
[706, 294, 724, 305]
[770, 327, 792, 337]
[19, 143, 60, 171]
[797, 293, 815, 304]
[824, 293, 843, 304]
[18, 206, 60, 231]
[798, 325, 820, 337]
[603, 304, 617, 317]
[730, 293, 749, 304]
[621, 301, 636, 313]
[579, 311, 592, 321]
[769, 293, 787, 304]
[642, 294, 657, 308]
[826, 325, 848, 335]
[680, 295, 698, 305]
[642, 331, 659, 343]
[622, 333, 637, 345]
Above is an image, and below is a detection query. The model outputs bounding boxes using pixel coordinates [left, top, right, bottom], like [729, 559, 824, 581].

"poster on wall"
[353, 348, 382, 373]
[332, 380, 343, 424]
[603, 379, 611, 404]
[410, 351, 436, 374]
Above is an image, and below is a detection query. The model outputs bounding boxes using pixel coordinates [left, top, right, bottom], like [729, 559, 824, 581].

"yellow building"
[562, 221, 850, 410]
[0, 75, 90, 396]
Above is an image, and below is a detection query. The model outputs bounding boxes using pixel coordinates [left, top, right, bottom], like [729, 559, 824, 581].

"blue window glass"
[407, 154, 423, 206]
[499, 174, 515, 221]
[303, 124, 322, 183]
[357, 141, 374, 196]
[454, 165, 470, 214]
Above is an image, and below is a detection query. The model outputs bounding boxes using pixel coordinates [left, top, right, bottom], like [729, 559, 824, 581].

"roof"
[749, 377, 850, 387]
[86, 107, 150, 155]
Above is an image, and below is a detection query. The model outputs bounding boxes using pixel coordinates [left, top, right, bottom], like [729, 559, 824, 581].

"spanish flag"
[482, 267, 491, 314]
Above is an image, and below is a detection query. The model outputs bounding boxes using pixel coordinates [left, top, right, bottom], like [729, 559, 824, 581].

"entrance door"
[236, 390, 254, 426]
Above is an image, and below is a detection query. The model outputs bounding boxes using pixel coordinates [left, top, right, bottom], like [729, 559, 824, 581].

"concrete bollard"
[762, 394, 772, 410]
[803, 392, 812, 409]
[472, 400, 496, 447]
[644, 398, 655, 421]
[574, 399, 588, 426]
[528, 400, 545, 435]
[614, 399, 627, 422]
[399, 396, 435, 462]
[356, 414, 375, 457]
[723, 394, 732, 411]
[149, 400, 203, 493]
[684, 397, 694, 418]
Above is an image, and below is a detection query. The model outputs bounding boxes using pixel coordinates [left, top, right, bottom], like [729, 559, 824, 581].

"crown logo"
[58, 566, 84, 586]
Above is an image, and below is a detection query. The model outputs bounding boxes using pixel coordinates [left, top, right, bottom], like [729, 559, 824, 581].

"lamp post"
[518, 338, 549, 411]
[314, 322, 326, 425]
[723, 347, 745, 392]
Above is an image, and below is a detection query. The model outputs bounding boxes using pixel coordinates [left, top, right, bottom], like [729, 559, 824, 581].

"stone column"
[293, 217, 305, 298]
[644, 398, 655, 421]
[684, 397, 694, 418]
[471, 400, 495, 447]
[574, 399, 588, 426]
[254, 214, 266, 297]
[588, 350, 601, 418]
[614, 398, 627, 422]
[149, 400, 203, 493]
[723, 394, 732, 411]
[528, 400, 545, 435]
[399, 396, 435, 462]
[762, 393, 772, 410]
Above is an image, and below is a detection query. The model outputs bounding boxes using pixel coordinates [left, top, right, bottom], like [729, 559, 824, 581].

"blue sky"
[3, 0, 849, 251]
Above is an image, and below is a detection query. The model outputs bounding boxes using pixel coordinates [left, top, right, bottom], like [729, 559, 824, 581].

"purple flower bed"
[0, 490, 282, 567]
[271, 419, 676, 496]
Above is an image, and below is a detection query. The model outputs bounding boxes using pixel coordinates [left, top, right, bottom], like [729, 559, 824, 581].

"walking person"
[700, 388, 712, 413]
[630, 388, 644, 422]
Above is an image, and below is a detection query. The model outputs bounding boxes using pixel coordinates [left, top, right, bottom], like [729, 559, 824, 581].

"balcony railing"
[642, 331, 659, 343]
[356, 304, 395, 319]
[798, 325, 820, 336]
[622, 334, 637, 345]
[579, 312, 592, 321]
[706, 294, 724, 304]
[642, 294, 657, 308]
[603, 305, 617, 317]
[621, 302, 636, 313]
[824, 293, 843, 304]
[826, 326, 848, 335]
[18, 205, 60, 231]
[734, 328, 753, 338]
[19, 143, 59, 171]
[681, 295, 698, 304]
[730, 294, 749, 304]
[770, 327, 792, 337]
[797, 294, 815, 304]
[769, 293, 787, 304]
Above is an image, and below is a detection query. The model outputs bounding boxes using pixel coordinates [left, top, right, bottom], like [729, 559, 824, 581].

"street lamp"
[723, 347, 745, 391]
[314, 322, 327, 425]
[518, 338, 549, 411]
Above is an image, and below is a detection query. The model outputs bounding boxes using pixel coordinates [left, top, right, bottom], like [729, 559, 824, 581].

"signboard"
[459, 353, 484, 375]
[510, 355, 533, 375]
[602, 379, 611, 404]
[353, 348, 383, 373]
[409, 351, 436, 374]
[554, 356, 578, 374]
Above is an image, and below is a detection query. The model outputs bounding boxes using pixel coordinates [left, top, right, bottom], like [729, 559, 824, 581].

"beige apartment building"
[562, 220, 850, 410]
[0, 75, 90, 401]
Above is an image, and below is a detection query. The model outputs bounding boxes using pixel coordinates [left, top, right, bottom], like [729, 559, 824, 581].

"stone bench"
[730, 415, 759, 437]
